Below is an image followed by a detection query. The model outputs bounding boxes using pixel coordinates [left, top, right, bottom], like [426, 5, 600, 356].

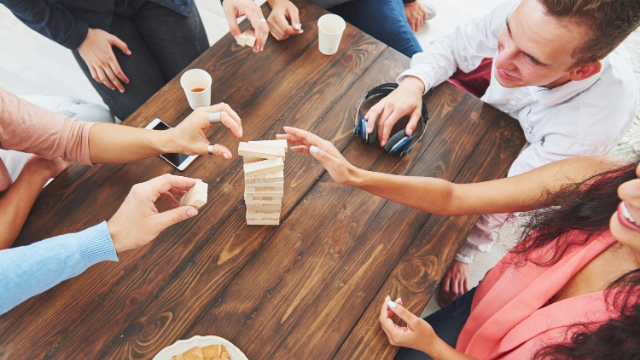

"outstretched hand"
[277, 127, 356, 185]
[172, 103, 243, 159]
[223, 0, 270, 53]
[107, 174, 202, 253]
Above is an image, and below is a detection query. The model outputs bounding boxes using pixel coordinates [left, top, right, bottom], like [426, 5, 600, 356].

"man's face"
[494, 0, 590, 88]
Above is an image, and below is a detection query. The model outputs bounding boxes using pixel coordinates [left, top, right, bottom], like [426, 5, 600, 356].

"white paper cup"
[180, 69, 212, 109]
[318, 14, 346, 55]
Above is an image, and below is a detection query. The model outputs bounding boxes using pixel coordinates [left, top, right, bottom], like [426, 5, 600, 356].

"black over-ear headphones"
[353, 83, 429, 157]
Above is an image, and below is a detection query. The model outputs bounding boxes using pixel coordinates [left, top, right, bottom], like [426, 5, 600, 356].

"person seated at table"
[0, 86, 242, 251]
[0, 0, 269, 121]
[0, 173, 205, 315]
[265, 0, 433, 58]
[361, 0, 640, 307]
[278, 126, 640, 360]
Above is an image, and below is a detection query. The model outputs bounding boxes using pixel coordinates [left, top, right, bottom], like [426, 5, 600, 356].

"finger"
[154, 205, 199, 228]
[159, 192, 180, 207]
[220, 111, 243, 138]
[463, 277, 469, 294]
[103, 65, 125, 93]
[290, 145, 309, 153]
[387, 302, 420, 329]
[109, 34, 131, 56]
[245, 8, 268, 51]
[224, 5, 243, 38]
[167, 187, 188, 196]
[407, 107, 421, 136]
[365, 101, 384, 134]
[289, 5, 302, 32]
[208, 144, 232, 159]
[95, 67, 116, 91]
[277, 9, 296, 36]
[109, 60, 129, 85]
[309, 145, 339, 168]
[213, 103, 242, 132]
[146, 174, 200, 201]
[88, 66, 99, 83]
[269, 21, 286, 41]
[379, 108, 402, 147]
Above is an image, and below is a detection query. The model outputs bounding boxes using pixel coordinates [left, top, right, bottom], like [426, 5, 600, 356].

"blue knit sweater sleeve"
[0, 222, 118, 314]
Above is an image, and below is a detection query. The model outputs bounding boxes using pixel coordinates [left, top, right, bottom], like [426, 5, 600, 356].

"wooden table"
[0, 1, 525, 359]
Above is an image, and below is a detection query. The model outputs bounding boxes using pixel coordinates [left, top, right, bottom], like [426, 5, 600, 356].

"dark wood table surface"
[0, 1, 525, 359]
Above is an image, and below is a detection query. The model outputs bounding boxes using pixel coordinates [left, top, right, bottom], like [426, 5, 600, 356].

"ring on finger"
[207, 145, 216, 155]
[208, 111, 222, 123]
[260, 18, 267, 23]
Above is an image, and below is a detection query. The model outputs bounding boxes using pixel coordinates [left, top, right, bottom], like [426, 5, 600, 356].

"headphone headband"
[355, 83, 429, 156]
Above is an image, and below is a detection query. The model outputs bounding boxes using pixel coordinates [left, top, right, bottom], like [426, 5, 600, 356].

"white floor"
[0, 0, 507, 316]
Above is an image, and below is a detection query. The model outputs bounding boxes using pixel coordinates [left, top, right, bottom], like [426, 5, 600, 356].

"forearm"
[0, 222, 117, 315]
[88, 123, 169, 164]
[348, 168, 457, 215]
[0, 164, 52, 249]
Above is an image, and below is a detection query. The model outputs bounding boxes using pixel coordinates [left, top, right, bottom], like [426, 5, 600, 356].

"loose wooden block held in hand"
[179, 181, 208, 209]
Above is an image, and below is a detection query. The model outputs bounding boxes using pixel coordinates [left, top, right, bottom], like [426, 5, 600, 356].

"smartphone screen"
[151, 121, 192, 167]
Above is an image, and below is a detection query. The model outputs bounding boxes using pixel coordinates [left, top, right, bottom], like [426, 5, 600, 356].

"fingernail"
[407, 129, 413, 135]
[187, 208, 197, 217]
[397, 298, 401, 302]
[381, 141, 386, 146]
[239, 129, 243, 137]
[294, 23, 302, 30]
[385, 295, 391, 302]
[234, 35, 239, 40]
[223, 153, 231, 159]
[310, 145, 318, 153]
[387, 300, 397, 309]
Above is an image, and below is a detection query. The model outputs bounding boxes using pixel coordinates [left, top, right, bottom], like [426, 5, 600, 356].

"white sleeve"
[397, 0, 519, 94]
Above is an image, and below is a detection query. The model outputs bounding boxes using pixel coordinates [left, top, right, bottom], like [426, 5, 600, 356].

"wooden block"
[236, 34, 247, 46]
[179, 181, 208, 209]
[253, 174, 265, 183]
[245, 195, 281, 201]
[243, 158, 284, 177]
[244, 148, 285, 162]
[246, 203, 281, 209]
[274, 170, 284, 182]
[248, 139, 288, 148]
[238, 142, 280, 160]
[264, 172, 275, 183]
[245, 184, 284, 192]
[245, 199, 282, 205]
[243, 30, 256, 47]
[247, 209, 280, 215]
[247, 219, 280, 226]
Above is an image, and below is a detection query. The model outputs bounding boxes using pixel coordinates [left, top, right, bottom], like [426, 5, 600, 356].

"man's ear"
[569, 60, 602, 81]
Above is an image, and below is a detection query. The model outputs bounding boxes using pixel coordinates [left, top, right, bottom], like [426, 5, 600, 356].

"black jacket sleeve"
[1, 0, 89, 49]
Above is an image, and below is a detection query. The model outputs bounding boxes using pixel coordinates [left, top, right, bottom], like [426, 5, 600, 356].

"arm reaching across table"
[277, 126, 624, 216]
[0, 174, 201, 315]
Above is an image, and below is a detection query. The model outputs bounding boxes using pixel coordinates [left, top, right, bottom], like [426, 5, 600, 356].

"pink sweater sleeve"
[0, 87, 94, 165]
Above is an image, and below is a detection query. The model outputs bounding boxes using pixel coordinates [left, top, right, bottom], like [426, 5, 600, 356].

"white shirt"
[397, 0, 638, 262]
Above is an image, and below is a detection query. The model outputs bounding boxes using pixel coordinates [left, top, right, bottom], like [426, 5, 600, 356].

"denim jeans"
[394, 287, 476, 360]
[72, 0, 209, 120]
[326, 0, 422, 58]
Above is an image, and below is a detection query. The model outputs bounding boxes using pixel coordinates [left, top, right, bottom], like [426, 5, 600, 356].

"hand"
[23, 155, 71, 179]
[404, 1, 428, 32]
[223, 0, 270, 53]
[379, 296, 439, 354]
[267, 0, 303, 41]
[278, 127, 357, 185]
[364, 77, 425, 147]
[169, 103, 243, 159]
[107, 174, 201, 253]
[77, 28, 131, 93]
[438, 260, 470, 307]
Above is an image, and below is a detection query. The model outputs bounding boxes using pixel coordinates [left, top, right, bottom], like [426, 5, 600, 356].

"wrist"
[345, 166, 365, 187]
[421, 336, 448, 360]
[22, 159, 57, 181]
[155, 127, 177, 154]
[403, 76, 426, 95]
[106, 218, 125, 253]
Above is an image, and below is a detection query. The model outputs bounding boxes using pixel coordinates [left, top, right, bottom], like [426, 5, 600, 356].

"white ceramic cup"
[318, 14, 346, 55]
[180, 69, 212, 109]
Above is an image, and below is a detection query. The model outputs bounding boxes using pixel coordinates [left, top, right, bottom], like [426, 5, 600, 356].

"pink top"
[456, 230, 618, 359]
[0, 87, 94, 190]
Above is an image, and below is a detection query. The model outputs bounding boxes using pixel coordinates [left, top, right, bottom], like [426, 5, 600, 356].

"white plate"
[153, 335, 249, 360]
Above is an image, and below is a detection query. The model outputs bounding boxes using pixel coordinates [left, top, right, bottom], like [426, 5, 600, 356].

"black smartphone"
[145, 118, 198, 171]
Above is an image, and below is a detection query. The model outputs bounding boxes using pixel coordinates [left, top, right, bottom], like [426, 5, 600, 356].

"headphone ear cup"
[384, 130, 408, 153]
[368, 121, 378, 145]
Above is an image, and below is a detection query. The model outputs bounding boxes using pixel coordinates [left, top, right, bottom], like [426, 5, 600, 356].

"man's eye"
[526, 55, 540, 66]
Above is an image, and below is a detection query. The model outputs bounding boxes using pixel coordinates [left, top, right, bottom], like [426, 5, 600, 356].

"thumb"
[387, 302, 419, 329]
[289, 6, 302, 31]
[224, 6, 243, 38]
[155, 206, 198, 229]
[407, 107, 422, 136]
[109, 34, 131, 55]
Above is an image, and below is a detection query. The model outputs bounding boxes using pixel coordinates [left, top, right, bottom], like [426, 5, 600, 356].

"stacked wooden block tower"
[239, 140, 288, 225]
